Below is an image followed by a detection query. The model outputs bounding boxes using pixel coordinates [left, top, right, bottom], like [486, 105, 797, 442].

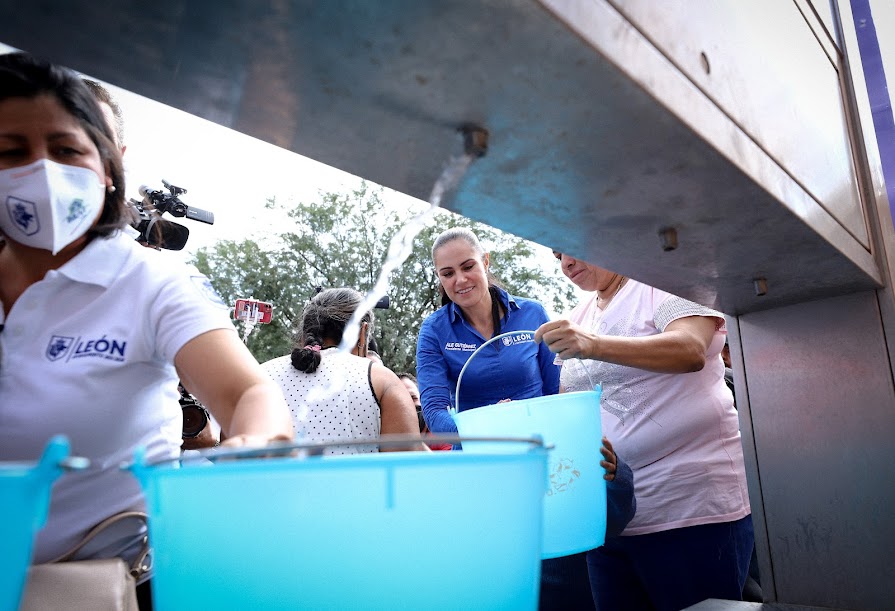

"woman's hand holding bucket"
[600, 437, 618, 482]
[534, 319, 598, 361]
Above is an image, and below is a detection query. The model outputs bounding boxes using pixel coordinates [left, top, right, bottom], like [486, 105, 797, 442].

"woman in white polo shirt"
[0, 52, 293, 598]
[535, 252, 753, 611]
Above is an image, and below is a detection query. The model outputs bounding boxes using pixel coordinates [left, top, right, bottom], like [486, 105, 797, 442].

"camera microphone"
[140, 182, 215, 225]
[184, 207, 215, 224]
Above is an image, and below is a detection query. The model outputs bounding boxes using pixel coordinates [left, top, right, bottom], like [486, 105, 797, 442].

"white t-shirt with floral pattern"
[559, 279, 750, 536]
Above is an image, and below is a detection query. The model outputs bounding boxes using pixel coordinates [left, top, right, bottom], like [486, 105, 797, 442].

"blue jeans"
[539, 553, 595, 610]
[587, 515, 754, 611]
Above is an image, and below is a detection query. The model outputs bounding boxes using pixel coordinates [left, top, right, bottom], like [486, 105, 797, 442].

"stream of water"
[299, 153, 477, 423]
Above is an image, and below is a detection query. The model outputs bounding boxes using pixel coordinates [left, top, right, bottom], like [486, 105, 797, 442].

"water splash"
[302, 153, 476, 412]
[339, 153, 475, 353]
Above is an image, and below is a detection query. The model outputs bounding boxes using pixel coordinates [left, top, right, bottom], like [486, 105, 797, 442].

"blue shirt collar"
[447, 286, 519, 323]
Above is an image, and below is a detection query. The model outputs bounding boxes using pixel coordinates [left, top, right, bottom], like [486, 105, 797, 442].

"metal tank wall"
[725, 2, 895, 607]
[730, 292, 895, 608]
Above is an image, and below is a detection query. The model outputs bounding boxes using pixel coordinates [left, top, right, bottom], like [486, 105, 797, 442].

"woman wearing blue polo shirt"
[417, 227, 606, 609]
[416, 227, 560, 433]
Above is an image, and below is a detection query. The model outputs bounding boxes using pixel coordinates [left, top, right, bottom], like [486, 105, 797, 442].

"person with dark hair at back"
[0, 52, 293, 608]
[82, 78, 125, 154]
[262, 288, 425, 454]
[366, 334, 383, 365]
[396, 372, 425, 432]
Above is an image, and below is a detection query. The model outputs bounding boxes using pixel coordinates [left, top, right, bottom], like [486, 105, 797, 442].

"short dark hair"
[0, 53, 126, 238]
[396, 372, 417, 384]
[367, 335, 380, 355]
[82, 78, 125, 147]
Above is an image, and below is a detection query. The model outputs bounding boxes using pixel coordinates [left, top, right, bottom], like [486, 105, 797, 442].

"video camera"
[128, 180, 215, 251]
[178, 383, 210, 439]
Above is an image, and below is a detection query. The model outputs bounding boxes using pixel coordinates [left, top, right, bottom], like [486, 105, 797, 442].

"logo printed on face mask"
[65, 199, 87, 224]
[8, 197, 39, 236]
[0, 159, 105, 254]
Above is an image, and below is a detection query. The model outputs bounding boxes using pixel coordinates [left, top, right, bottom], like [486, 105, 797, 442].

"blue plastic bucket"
[133, 437, 547, 610]
[0, 436, 88, 611]
[451, 331, 606, 559]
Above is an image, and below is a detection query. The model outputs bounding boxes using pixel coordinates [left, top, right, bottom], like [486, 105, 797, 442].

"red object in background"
[426, 434, 453, 451]
[234, 299, 273, 324]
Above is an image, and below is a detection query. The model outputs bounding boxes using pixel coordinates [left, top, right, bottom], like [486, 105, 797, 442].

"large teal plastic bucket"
[133, 437, 547, 610]
[0, 436, 88, 611]
[451, 331, 606, 559]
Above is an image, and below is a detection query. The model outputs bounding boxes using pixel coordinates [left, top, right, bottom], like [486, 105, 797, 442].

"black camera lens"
[182, 404, 210, 438]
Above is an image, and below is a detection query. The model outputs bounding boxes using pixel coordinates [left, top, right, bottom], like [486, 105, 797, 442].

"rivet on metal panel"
[458, 124, 489, 158]
[753, 277, 768, 297]
[658, 227, 678, 251]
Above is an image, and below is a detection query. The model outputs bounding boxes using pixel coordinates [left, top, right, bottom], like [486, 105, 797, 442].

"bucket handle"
[452, 330, 537, 415]
[35, 435, 90, 477]
[132, 434, 546, 467]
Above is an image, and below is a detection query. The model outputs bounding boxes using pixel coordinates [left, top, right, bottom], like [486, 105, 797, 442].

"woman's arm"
[532, 306, 561, 396]
[175, 329, 294, 447]
[416, 323, 459, 434]
[535, 315, 717, 374]
[371, 364, 428, 452]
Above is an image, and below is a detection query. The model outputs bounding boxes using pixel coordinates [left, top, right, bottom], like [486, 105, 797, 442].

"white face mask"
[0, 158, 106, 255]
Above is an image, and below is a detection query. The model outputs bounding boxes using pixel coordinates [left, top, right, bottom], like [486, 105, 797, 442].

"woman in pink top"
[535, 252, 753, 611]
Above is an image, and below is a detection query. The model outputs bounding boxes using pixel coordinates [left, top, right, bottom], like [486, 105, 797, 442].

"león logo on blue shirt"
[503, 332, 534, 346]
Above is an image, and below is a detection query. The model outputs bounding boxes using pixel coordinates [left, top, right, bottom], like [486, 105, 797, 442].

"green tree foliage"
[192, 183, 577, 371]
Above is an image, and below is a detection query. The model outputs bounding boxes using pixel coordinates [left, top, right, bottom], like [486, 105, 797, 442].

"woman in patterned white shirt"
[262, 288, 423, 454]
[535, 252, 753, 611]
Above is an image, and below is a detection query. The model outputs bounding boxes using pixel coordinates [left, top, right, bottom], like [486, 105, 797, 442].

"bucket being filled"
[0, 436, 88, 611]
[132, 436, 547, 611]
[450, 331, 607, 559]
